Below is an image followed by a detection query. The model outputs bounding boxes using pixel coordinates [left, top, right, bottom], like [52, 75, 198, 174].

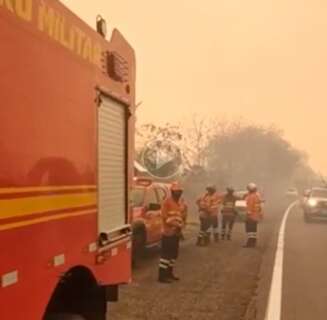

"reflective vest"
[221, 194, 239, 216]
[245, 192, 263, 221]
[162, 197, 187, 236]
[196, 192, 221, 217]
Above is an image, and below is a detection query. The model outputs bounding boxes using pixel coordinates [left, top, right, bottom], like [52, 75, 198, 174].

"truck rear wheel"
[44, 267, 107, 320]
[45, 314, 86, 320]
[132, 227, 146, 265]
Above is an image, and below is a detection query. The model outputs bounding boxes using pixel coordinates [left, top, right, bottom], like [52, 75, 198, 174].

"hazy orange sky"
[62, 0, 327, 174]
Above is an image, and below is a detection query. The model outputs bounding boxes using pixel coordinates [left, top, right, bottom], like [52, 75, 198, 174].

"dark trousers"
[199, 215, 219, 239]
[161, 235, 180, 260]
[222, 215, 236, 236]
[159, 235, 180, 274]
[245, 219, 258, 239]
[210, 215, 219, 233]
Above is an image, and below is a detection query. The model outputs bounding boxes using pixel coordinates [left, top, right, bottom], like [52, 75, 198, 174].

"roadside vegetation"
[136, 116, 318, 203]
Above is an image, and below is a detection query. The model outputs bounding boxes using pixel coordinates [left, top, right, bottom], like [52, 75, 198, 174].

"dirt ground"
[108, 204, 282, 320]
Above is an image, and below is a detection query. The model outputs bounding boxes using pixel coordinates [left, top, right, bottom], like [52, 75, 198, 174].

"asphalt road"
[281, 205, 327, 320]
[109, 211, 279, 320]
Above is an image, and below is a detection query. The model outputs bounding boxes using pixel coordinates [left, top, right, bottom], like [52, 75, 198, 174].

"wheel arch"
[43, 265, 107, 320]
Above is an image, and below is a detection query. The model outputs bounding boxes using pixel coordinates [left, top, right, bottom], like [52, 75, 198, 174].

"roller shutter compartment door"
[98, 96, 127, 233]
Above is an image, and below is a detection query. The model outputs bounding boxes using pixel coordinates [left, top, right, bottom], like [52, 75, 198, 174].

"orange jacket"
[162, 197, 188, 236]
[245, 192, 263, 221]
[196, 192, 222, 217]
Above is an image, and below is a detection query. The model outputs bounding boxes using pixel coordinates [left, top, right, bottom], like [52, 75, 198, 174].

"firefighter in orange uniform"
[221, 187, 240, 240]
[244, 183, 263, 248]
[158, 182, 187, 283]
[196, 185, 221, 246]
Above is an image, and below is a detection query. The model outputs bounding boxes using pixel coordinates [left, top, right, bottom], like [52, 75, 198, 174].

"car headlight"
[308, 199, 318, 207]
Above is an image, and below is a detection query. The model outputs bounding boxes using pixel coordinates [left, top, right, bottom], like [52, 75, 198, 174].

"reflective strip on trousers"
[199, 231, 205, 238]
[159, 258, 170, 269]
[247, 232, 257, 239]
[160, 258, 170, 264]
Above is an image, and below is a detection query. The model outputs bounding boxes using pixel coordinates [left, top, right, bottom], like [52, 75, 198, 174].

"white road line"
[265, 201, 298, 320]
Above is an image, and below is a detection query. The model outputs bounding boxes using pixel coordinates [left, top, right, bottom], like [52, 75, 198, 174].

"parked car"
[235, 191, 248, 221]
[286, 188, 298, 198]
[130, 178, 170, 259]
[299, 189, 311, 209]
[234, 190, 265, 221]
[302, 187, 327, 222]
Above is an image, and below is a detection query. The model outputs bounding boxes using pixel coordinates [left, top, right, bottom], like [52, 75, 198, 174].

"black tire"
[45, 314, 86, 320]
[132, 227, 146, 264]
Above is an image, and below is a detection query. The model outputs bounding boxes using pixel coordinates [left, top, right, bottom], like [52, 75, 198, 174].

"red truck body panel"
[0, 0, 135, 318]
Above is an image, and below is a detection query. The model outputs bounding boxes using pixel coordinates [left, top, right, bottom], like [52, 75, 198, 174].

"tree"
[206, 121, 310, 195]
[136, 116, 215, 178]
[182, 115, 216, 170]
[135, 123, 184, 179]
[135, 118, 316, 201]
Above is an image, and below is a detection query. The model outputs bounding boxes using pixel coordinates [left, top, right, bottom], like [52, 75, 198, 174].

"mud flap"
[105, 285, 119, 302]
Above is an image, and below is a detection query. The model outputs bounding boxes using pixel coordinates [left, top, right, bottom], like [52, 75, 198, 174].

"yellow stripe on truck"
[0, 209, 96, 231]
[0, 185, 97, 195]
[0, 192, 97, 220]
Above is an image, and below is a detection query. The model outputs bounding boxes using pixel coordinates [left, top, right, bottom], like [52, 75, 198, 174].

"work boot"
[214, 233, 219, 243]
[158, 268, 172, 283]
[243, 239, 251, 248]
[171, 274, 180, 281]
[204, 235, 210, 246]
[227, 234, 231, 241]
[168, 267, 180, 281]
[245, 238, 256, 248]
[196, 236, 202, 246]
[221, 234, 225, 240]
[251, 238, 257, 248]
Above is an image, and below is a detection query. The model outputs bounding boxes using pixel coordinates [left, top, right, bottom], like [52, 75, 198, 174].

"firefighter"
[221, 187, 239, 240]
[196, 185, 221, 246]
[244, 183, 263, 248]
[158, 182, 187, 283]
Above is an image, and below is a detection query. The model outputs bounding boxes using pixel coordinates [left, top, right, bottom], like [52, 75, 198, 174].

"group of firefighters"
[158, 182, 264, 283]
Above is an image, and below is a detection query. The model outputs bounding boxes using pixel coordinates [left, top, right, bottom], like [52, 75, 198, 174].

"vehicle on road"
[0, 2, 136, 319]
[286, 188, 299, 198]
[130, 178, 170, 258]
[299, 189, 311, 209]
[302, 188, 327, 222]
[234, 190, 265, 221]
[235, 191, 248, 221]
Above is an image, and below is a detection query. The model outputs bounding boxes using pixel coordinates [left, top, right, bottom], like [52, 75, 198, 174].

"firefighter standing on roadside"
[244, 183, 263, 248]
[196, 185, 221, 246]
[158, 182, 187, 283]
[221, 187, 240, 240]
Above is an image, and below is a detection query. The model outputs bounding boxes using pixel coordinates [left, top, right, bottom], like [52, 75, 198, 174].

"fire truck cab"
[130, 178, 170, 256]
[0, 1, 135, 319]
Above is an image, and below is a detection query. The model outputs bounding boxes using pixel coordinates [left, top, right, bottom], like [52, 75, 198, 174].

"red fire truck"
[0, 1, 135, 319]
